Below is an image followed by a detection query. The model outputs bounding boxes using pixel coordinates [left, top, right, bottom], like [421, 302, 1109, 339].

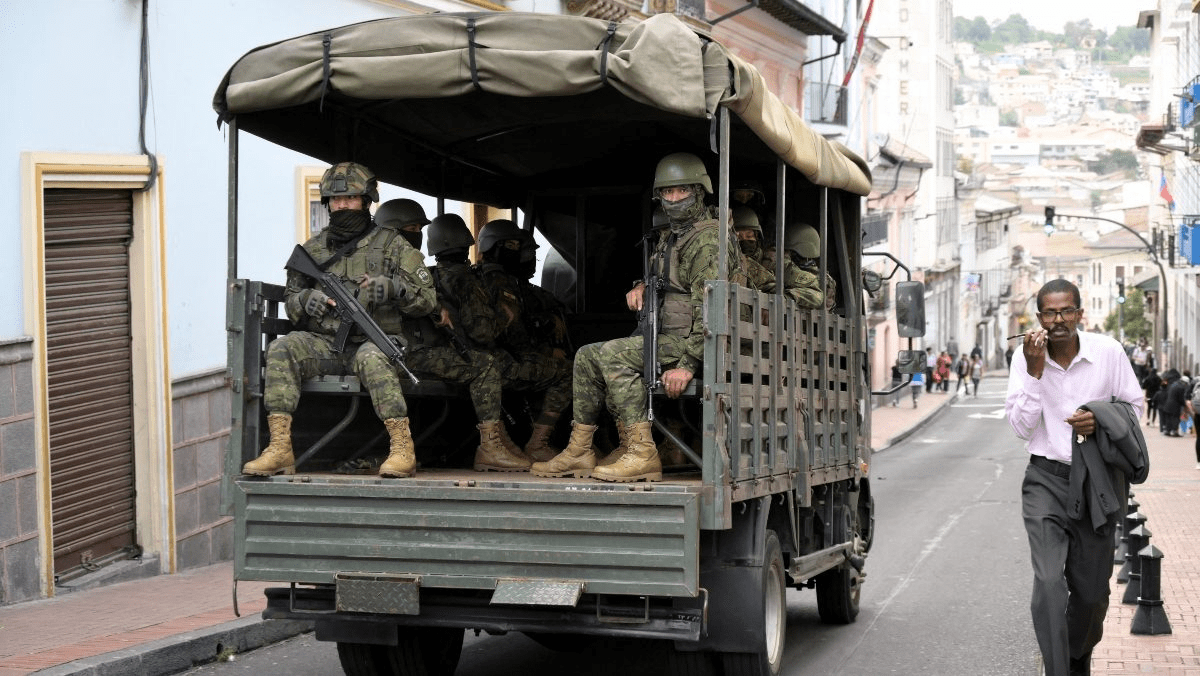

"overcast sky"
[952, 0, 1150, 34]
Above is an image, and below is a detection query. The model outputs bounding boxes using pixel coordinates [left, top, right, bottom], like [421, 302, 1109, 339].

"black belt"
[1029, 454, 1071, 479]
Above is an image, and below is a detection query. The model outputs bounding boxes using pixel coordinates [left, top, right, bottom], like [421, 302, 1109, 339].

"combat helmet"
[478, 219, 523, 254]
[319, 162, 378, 205]
[731, 206, 762, 234]
[785, 222, 821, 260]
[426, 214, 475, 256]
[374, 198, 430, 228]
[652, 152, 712, 195]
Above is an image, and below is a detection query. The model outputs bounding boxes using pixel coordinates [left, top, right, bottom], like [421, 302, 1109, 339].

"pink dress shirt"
[1005, 330, 1144, 464]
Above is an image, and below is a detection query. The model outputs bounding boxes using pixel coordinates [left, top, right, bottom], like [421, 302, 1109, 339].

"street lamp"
[1043, 211, 1168, 358]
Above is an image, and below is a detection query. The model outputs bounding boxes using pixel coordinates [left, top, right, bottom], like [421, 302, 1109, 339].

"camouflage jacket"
[284, 223, 436, 336]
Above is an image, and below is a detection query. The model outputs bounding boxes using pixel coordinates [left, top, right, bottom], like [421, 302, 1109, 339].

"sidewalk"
[0, 382, 1195, 676]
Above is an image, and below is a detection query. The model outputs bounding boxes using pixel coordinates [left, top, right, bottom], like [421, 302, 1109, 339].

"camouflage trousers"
[263, 332, 409, 420]
[495, 350, 573, 417]
[573, 334, 686, 426]
[407, 346, 503, 421]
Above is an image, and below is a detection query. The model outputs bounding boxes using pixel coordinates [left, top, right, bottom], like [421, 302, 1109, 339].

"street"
[181, 377, 1042, 675]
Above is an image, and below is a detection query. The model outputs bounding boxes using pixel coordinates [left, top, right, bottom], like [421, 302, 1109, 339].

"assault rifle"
[285, 244, 420, 385]
[641, 235, 664, 421]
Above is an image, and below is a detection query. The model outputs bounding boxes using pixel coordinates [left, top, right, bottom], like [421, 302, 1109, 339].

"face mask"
[496, 247, 523, 275]
[739, 239, 761, 258]
[326, 208, 372, 241]
[399, 229, 423, 250]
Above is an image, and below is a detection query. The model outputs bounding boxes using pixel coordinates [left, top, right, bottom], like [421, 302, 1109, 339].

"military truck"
[215, 12, 925, 676]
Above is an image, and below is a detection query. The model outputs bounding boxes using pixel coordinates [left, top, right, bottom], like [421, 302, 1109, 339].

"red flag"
[1159, 173, 1176, 212]
[843, 0, 876, 87]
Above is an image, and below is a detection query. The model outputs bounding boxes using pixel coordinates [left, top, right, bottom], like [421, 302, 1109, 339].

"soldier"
[533, 152, 738, 482]
[732, 206, 776, 292]
[475, 219, 573, 462]
[242, 162, 437, 479]
[374, 198, 431, 250]
[406, 214, 531, 472]
[785, 222, 835, 311]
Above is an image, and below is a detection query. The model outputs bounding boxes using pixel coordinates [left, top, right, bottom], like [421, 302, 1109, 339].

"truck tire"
[337, 627, 464, 676]
[720, 531, 786, 676]
[816, 504, 862, 624]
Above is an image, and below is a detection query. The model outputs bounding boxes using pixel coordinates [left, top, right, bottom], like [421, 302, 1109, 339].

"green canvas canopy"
[214, 12, 871, 205]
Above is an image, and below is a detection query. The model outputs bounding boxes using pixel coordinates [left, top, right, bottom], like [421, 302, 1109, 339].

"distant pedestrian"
[924, 347, 935, 393]
[955, 354, 970, 395]
[1005, 345, 1014, 369]
[910, 370, 924, 408]
[970, 354, 983, 397]
[1159, 369, 1187, 437]
[936, 351, 952, 393]
[970, 343, 983, 360]
[891, 361, 903, 407]
[1187, 376, 1200, 469]
[947, 336, 959, 361]
[1141, 367, 1160, 427]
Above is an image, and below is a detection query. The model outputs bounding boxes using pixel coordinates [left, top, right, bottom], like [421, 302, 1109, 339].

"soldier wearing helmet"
[731, 206, 775, 293]
[387, 213, 532, 472]
[243, 162, 438, 480]
[375, 198, 431, 250]
[784, 222, 834, 311]
[474, 219, 574, 463]
[533, 152, 739, 483]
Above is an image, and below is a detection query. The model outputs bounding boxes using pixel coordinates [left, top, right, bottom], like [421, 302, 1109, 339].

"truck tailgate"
[235, 471, 703, 598]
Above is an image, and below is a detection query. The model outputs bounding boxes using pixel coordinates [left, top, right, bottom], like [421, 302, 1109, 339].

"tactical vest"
[303, 225, 405, 335]
[656, 218, 720, 337]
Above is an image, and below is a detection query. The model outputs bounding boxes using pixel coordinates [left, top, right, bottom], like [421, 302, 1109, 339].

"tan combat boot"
[498, 421, 531, 460]
[523, 423, 561, 463]
[474, 420, 533, 472]
[242, 413, 296, 476]
[379, 417, 416, 478]
[531, 422, 598, 478]
[595, 420, 628, 467]
[592, 421, 662, 483]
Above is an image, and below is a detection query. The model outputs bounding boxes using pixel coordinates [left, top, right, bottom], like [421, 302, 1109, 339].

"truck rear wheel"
[816, 504, 862, 624]
[336, 627, 464, 676]
[720, 531, 786, 676]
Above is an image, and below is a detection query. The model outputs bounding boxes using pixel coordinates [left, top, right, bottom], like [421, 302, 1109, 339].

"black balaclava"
[399, 228, 422, 251]
[325, 208, 372, 248]
[660, 183, 709, 231]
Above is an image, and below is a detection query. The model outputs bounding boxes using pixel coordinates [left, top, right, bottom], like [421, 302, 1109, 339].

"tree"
[1086, 149, 1140, 179]
[1102, 287, 1151, 343]
[999, 109, 1019, 127]
[953, 16, 992, 44]
[992, 14, 1035, 45]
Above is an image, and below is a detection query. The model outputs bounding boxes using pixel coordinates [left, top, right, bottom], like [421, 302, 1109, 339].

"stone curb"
[32, 617, 313, 676]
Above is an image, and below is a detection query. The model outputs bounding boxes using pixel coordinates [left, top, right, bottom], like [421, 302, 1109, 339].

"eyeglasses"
[1036, 308, 1080, 322]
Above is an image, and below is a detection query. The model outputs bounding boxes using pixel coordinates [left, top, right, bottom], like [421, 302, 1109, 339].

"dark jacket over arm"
[1069, 398, 1149, 532]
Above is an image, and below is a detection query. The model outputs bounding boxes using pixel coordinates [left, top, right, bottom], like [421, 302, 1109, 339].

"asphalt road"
[180, 378, 1042, 675]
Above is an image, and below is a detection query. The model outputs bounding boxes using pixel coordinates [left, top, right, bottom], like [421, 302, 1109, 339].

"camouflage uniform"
[398, 259, 504, 421]
[475, 262, 572, 417]
[264, 223, 436, 420]
[763, 247, 826, 310]
[574, 215, 735, 426]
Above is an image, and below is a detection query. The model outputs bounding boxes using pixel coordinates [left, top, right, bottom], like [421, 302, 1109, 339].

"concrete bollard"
[1117, 511, 1147, 584]
[1114, 497, 1140, 565]
[1122, 525, 1151, 605]
[1130, 544, 1172, 635]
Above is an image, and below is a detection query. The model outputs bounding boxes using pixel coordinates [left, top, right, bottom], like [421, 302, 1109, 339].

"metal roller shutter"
[43, 188, 138, 578]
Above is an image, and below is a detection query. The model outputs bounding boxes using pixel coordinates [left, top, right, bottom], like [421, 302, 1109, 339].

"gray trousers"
[1022, 460, 1115, 676]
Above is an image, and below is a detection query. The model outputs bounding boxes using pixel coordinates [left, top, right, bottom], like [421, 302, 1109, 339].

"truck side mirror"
[896, 349, 925, 374]
[861, 270, 882, 296]
[895, 281, 926, 337]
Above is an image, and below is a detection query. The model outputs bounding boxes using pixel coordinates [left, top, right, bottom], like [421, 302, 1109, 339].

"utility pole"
[1044, 210, 1168, 361]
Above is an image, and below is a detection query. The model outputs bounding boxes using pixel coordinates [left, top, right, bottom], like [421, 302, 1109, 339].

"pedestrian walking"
[955, 354, 970, 395]
[924, 347, 935, 393]
[1004, 279, 1146, 676]
[909, 370, 924, 408]
[1141, 367, 1160, 427]
[970, 354, 983, 397]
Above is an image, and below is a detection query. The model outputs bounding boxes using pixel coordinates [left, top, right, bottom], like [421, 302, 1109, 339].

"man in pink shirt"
[1005, 279, 1144, 676]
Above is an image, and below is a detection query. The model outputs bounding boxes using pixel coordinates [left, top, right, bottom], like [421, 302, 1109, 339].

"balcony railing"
[804, 81, 848, 127]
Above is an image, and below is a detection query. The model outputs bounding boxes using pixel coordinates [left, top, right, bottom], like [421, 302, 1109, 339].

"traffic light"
[1116, 279, 1125, 304]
